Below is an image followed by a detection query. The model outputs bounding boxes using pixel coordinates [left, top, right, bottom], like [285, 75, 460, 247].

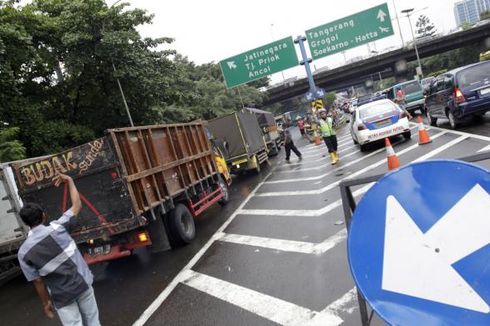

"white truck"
[0, 164, 27, 285]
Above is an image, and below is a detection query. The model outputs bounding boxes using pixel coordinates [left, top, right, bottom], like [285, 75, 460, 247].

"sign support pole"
[294, 35, 318, 96]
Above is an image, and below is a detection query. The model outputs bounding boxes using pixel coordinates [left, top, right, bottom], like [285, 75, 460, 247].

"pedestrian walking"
[18, 173, 101, 326]
[283, 122, 302, 163]
[318, 108, 339, 165]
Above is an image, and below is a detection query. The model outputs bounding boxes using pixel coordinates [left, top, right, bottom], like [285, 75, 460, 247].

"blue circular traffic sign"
[348, 160, 490, 325]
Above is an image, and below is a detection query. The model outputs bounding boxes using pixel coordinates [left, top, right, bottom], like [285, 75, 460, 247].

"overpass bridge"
[263, 24, 490, 106]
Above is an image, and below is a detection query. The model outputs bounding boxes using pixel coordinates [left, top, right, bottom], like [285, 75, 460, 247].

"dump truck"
[0, 165, 27, 285]
[208, 111, 269, 174]
[10, 122, 229, 266]
[243, 108, 282, 156]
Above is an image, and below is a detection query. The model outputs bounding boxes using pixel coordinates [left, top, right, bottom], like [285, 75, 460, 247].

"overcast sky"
[123, 0, 459, 84]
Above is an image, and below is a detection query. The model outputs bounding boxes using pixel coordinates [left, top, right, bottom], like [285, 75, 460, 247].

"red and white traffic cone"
[385, 138, 400, 171]
[417, 116, 432, 145]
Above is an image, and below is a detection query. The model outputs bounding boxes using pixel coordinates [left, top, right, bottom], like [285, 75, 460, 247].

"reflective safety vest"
[319, 118, 336, 137]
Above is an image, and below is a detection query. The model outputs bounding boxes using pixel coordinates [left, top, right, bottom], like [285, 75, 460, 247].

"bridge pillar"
[481, 37, 490, 52]
[393, 59, 409, 82]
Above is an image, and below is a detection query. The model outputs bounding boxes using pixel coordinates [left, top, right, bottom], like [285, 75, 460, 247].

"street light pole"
[107, 0, 134, 127]
[392, 0, 405, 47]
[402, 8, 424, 79]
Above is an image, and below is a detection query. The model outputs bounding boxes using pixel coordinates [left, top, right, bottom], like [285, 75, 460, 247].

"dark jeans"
[323, 135, 338, 153]
[285, 141, 301, 160]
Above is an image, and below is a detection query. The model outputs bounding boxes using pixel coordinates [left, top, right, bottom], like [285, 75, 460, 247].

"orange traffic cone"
[385, 138, 400, 171]
[314, 131, 322, 145]
[417, 116, 432, 145]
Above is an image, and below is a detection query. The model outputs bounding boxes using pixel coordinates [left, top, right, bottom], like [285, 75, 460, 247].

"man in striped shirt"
[18, 173, 100, 326]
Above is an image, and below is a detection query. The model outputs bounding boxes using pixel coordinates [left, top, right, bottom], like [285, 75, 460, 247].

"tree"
[415, 15, 437, 38]
[481, 10, 490, 20]
[324, 92, 337, 107]
[0, 127, 26, 162]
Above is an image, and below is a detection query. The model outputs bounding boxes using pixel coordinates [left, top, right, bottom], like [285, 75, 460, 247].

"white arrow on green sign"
[219, 37, 298, 89]
[306, 3, 394, 60]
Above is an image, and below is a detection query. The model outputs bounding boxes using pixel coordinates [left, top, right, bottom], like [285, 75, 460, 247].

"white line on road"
[243, 134, 467, 216]
[217, 229, 347, 255]
[132, 171, 274, 326]
[305, 288, 358, 326]
[256, 131, 449, 197]
[240, 185, 371, 217]
[180, 270, 344, 326]
[275, 126, 418, 172]
[478, 144, 490, 153]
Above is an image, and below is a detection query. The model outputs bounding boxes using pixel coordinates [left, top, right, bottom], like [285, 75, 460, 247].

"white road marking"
[132, 171, 274, 326]
[477, 144, 490, 153]
[418, 123, 490, 142]
[256, 131, 449, 197]
[181, 270, 345, 326]
[305, 288, 358, 326]
[240, 184, 371, 217]
[275, 126, 417, 172]
[243, 135, 467, 217]
[217, 229, 347, 255]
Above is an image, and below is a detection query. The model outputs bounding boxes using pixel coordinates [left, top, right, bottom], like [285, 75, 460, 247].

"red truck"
[11, 122, 229, 264]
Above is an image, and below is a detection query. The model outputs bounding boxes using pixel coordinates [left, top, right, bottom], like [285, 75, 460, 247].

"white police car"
[350, 99, 411, 151]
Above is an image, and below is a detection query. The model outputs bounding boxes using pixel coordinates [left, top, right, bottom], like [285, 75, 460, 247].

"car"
[387, 80, 425, 114]
[425, 61, 490, 129]
[356, 93, 387, 107]
[350, 99, 411, 152]
[421, 76, 436, 92]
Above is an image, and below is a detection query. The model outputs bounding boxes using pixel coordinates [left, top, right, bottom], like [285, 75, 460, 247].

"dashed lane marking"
[216, 229, 347, 255]
[478, 144, 490, 153]
[180, 270, 346, 326]
[132, 172, 274, 326]
[255, 131, 449, 197]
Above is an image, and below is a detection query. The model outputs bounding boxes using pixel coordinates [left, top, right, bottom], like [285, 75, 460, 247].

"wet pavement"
[1, 113, 490, 326]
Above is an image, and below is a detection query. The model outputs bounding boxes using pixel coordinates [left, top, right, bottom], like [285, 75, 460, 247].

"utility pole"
[392, 0, 405, 46]
[402, 8, 424, 79]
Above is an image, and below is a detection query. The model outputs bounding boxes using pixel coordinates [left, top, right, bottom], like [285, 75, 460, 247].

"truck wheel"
[168, 204, 195, 246]
[218, 177, 230, 206]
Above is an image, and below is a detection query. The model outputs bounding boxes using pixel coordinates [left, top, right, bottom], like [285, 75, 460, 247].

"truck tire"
[218, 177, 230, 206]
[168, 204, 195, 246]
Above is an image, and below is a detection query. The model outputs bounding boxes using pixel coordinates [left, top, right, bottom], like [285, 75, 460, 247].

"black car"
[425, 61, 490, 129]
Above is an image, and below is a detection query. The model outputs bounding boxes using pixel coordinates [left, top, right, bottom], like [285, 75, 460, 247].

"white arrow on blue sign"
[348, 160, 490, 325]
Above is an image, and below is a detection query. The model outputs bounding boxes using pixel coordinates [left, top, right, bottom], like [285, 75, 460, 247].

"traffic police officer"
[318, 108, 339, 165]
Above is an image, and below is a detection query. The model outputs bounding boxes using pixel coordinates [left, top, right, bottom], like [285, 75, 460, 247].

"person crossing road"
[283, 122, 302, 163]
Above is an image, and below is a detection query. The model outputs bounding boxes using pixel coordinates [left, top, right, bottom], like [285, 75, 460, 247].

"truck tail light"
[137, 231, 149, 243]
[454, 87, 465, 104]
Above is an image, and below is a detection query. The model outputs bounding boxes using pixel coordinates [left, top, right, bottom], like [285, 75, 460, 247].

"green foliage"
[0, 127, 26, 162]
[419, 46, 480, 77]
[460, 21, 474, 30]
[415, 15, 437, 38]
[324, 92, 337, 107]
[480, 10, 490, 21]
[0, 0, 265, 158]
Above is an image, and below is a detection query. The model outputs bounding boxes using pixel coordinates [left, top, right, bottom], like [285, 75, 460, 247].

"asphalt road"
[1, 113, 490, 326]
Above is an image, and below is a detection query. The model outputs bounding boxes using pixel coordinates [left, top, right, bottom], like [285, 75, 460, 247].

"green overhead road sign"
[219, 37, 298, 88]
[306, 3, 394, 60]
